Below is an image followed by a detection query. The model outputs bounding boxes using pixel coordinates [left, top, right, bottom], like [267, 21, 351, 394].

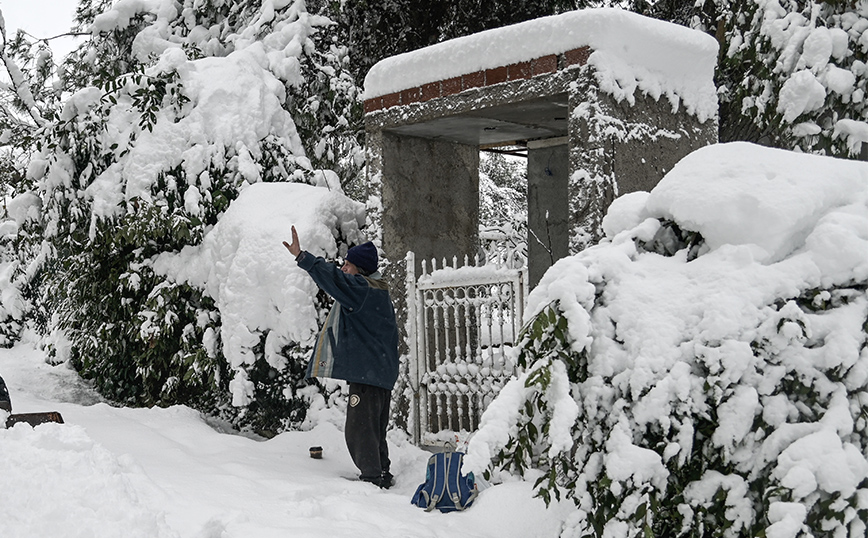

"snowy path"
[0, 345, 570, 538]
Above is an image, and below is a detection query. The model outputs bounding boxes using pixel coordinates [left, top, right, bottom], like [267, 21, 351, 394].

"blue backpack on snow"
[411, 451, 479, 512]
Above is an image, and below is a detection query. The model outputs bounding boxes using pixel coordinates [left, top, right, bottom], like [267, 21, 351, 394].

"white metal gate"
[405, 251, 527, 446]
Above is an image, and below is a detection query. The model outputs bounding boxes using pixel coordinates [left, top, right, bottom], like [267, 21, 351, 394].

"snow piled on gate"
[364, 8, 719, 122]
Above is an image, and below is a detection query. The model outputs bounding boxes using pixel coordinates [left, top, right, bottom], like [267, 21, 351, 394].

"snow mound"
[153, 182, 366, 405]
[0, 422, 176, 538]
[467, 142, 868, 536]
[638, 141, 868, 267]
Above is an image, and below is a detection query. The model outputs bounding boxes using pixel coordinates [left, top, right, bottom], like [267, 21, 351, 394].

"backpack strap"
[445, 452, 476, 511]
[464, 478, 479, 508]
[425, 452, 447, 512]
[446, 452, 460, 510]
[451, 452, 480, 511]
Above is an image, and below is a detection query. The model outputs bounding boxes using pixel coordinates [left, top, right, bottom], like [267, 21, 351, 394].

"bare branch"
[18, 29, 90, 44]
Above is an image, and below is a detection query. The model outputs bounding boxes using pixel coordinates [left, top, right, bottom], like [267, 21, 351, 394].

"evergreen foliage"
[0, 212, 30, 347]
[475, 219, 868, 537]
[479, 152, 528, 267]
[0, 0, 364, 432]
[691, 0, 868, 158]
[32, 67, 233, 407]
[606, 0, 868, 160]
[332, 0, 586, 85]
[0, 17, 61, 347]
[479, 151, 527, 229]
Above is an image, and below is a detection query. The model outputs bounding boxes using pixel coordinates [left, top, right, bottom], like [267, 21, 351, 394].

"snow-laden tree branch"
[0, 9, 45, 128]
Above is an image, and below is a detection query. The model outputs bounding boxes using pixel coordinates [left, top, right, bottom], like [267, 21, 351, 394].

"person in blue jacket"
[284, 226, 399, 488]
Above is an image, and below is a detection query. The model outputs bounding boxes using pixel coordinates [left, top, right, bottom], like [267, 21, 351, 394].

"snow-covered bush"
[465, 142, 868, 537]
[0, 6, 65, 345]
[698, 0, 868, 158]
[16, 0, 365, 432]
[151, 182, 367, 430]
[0, 203, 31, 346]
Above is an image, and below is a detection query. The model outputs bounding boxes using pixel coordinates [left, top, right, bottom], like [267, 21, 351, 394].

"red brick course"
[364, 47, 593, 113]
[441, 76, 462, 97]
[532, 55, 558, 76]
[364, 97, 383, 113]
[462, 71, 485, 90]
[382, 91, 401, 109]
[564, 46, 591, 67]
[507, 61, 532, 81]
[485, 65, 508, 85]
[420, 81, 441, 102]
[400, 86, 420, 105]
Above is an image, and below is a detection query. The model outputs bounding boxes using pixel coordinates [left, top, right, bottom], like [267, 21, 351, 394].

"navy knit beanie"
[346, 242, 378, 274]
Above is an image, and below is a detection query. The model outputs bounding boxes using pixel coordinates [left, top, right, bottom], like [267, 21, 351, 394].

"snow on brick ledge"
[363, 47, 589, 114]
[363, 7, 719, 122]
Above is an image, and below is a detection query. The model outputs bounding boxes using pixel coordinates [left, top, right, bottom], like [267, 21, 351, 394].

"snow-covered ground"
[0, 344, 572, 538]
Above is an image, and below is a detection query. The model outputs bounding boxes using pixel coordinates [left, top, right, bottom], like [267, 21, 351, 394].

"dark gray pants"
[345, 382, 391, 481]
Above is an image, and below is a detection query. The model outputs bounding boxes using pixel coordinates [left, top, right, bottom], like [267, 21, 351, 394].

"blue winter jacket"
[296, 250, 400, 390]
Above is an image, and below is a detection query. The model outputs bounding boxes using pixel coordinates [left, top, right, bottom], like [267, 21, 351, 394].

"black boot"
[359, 471, 394, 489]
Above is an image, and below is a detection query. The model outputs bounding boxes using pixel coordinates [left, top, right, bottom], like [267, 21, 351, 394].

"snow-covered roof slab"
[364, 8, 719, 122]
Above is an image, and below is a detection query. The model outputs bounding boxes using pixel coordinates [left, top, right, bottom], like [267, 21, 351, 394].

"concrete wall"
[603, 89, 717, 196]
[567, 71, 718, 250]
[527, 141, 569, 288]
[371, 132, 479, 434]
[380, 132, 480, 271]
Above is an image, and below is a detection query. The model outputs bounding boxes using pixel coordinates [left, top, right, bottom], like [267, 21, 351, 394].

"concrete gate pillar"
[527, 140, 569, 288]
[380, 132, 479, 270]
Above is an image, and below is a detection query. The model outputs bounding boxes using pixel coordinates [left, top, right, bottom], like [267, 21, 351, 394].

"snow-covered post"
[363, 128, 385, 248]
[404, 249, 421, 444]
[566, 50, 718, 251]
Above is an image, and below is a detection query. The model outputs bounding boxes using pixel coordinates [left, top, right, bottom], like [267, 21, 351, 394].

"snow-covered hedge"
[8, 0, 365, 432]
[701, 0, 868, 158]
[465, 142, 868, 537]
[152, 182, 366, 409]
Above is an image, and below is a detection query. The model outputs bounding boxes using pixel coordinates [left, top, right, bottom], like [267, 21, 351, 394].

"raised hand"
[283, 225, 301, 257]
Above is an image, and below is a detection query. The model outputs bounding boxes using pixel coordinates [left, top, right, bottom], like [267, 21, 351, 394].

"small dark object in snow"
[0, 374, 65, 428]
[309, 446, 323, 459]
[6, 411, 65, 428]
